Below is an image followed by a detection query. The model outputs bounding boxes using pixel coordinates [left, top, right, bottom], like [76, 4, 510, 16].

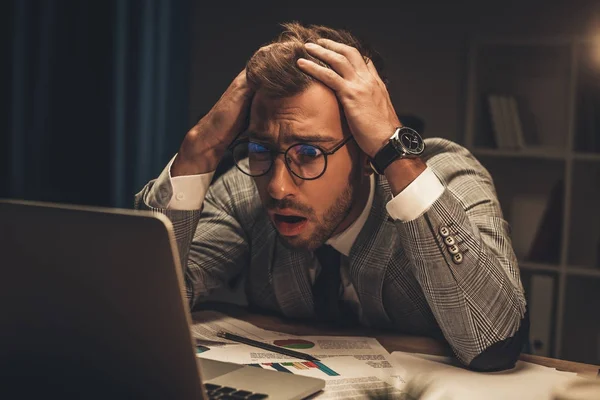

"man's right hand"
[171, 70, 254, 177]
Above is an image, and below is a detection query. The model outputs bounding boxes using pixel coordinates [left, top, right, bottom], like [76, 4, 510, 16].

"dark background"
[3, 2, 599, 208]
[3, 1, 600, 365]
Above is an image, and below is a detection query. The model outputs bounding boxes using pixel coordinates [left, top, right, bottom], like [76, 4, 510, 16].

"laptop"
[0, 199, 325, 399]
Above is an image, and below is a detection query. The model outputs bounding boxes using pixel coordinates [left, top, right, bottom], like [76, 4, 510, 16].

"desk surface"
[198, 302, 600, 378]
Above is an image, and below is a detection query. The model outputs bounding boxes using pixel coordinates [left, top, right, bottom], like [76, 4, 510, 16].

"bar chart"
[272, 339, 315, 349]
[249, 361, 339, 377]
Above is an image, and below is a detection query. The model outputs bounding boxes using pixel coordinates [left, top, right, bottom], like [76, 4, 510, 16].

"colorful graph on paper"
[195, 345, 210, 354]
[272, 339, 315, 349]
[248, 361, 339, 377]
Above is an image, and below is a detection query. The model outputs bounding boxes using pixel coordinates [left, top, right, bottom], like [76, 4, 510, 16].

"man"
[136, 22, 528, 371]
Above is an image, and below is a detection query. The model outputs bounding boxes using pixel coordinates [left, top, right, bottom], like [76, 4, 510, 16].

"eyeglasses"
[228, 136, 354, 180]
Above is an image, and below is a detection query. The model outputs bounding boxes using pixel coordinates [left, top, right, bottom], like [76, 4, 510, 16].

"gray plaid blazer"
[135, 138, 527, 364]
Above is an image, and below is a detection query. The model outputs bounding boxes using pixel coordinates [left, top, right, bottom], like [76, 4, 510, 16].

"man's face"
[248, 82, 367, 251]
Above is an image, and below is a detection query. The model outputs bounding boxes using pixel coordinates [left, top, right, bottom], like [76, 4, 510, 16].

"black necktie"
[312, 245, 357, 326]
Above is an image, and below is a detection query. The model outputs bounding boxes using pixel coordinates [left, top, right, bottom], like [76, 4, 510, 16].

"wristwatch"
[369, 126, 425, 175]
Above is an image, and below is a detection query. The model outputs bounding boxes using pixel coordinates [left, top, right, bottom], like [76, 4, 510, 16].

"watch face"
[397, 127, 425, 155]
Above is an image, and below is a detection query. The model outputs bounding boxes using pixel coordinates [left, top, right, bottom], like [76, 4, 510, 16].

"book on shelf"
[575, 87, 600, 153]
[510, 194, 548, 261]
[513, 184, 563, 358]
[486, 94, 532, 150]
[527, 274, 555, 357]
[528, 179, 564, 264]
[596, 240, 600, 269]
[487, 95, 508, 149]
[507, 96, 526, 149]
[509, 179, 563, 264]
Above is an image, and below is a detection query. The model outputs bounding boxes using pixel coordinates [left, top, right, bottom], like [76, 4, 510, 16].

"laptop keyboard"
[204, 383, 268, 399]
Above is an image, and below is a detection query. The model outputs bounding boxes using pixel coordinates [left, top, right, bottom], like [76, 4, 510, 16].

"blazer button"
[448, 244, 459, 255]
[453, 253, 463, 264]
[439, 226, 450, 237]
[444, 236, 456, 246]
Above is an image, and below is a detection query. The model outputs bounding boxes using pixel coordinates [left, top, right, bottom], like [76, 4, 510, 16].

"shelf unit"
[464, 35, 600, 365]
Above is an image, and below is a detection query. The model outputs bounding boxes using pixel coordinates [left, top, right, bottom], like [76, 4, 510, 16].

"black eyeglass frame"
[228, 135, 355, 181]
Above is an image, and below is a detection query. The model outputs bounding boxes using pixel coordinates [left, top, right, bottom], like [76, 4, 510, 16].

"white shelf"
[465, 35, 600, 364]
[567, 266, 600, 278]
[472, 36, 575, 47]
[520, 263, 600, 277]
[472, 147, 567, 160]
[573, 152, 600, 162]
[471, 149, 600, 162]
[520, 262, 560, 273]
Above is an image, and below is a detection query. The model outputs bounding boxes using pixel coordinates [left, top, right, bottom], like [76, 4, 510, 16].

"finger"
[230, 69, 246, 87]
[225, 70, 253, 104]
[365, 59, 384, 83]
[360, 59, 387, 92]
[304, 42, 357, 80]
[365, 58, 378, 78]
[316, 38, 370, 73]
[297, 58, 345, 91]
[365, 58, 391, 103]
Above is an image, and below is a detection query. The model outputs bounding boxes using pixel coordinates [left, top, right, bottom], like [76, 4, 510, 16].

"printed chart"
[196, 345, 210, 354]
[272, 339, 315, 349]
[249, 361, 339, 377]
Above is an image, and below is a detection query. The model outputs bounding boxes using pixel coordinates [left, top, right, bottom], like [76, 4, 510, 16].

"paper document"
[242, 356, 407, 399]
[391, 351, 584, 400]
[192, 311, 397, 370]
[317, 376, 408, 399]
[199, 335, 388, 359]
[190, 310, 287, 344]
[196, 334, 399, 376]
[191, 311, 410, 397]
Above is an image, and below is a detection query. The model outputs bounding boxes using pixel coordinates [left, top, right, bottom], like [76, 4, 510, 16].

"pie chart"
[273, 339, 315, 349]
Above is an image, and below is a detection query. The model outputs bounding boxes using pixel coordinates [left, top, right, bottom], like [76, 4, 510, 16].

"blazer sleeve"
[393, 139, 527, 367]
[134, 168, 252, 307]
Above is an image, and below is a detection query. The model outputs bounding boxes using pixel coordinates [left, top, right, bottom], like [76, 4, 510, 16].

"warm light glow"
[593, 35, 600, 66]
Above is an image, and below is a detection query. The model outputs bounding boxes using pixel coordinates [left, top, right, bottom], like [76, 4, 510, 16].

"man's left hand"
[297, 39, 400, 158]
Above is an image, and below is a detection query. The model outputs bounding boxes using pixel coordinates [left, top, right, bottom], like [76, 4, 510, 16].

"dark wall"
[186, 4, 600, 364]
[187, 3, 600, 143]
[3, 1, 116, 205]
[4, 3, 599, 205]
[1, 2, 15, 200]
[4, 1, 191, 207]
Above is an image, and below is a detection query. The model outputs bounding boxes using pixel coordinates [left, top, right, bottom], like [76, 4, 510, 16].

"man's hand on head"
[172, 70, 254, 177]
[297, 39, 426, 194]
[297, 38, 400, 159]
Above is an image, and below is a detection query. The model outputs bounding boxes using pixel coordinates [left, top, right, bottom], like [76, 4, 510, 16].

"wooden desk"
[197, 302, 600, 378]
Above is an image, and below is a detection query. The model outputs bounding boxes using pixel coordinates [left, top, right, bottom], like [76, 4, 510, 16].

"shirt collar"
[325, 174, 375, 257]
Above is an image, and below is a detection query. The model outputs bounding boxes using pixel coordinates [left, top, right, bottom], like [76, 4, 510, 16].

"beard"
[273, 183, 355, 251]
[262, 147, 365, 251]
[298, 183, 354, 250]
[270, 169, 360, 251]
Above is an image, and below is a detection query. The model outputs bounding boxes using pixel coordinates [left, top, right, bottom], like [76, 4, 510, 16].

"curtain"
[5, 0, 190, 208]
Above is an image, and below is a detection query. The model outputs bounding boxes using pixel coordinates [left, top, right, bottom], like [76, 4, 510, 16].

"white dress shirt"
[155, 155, 445, 322]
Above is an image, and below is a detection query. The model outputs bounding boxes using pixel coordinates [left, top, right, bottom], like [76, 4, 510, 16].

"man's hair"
[246, 22, 387, 97]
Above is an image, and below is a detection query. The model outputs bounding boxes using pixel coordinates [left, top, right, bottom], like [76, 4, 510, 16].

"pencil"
[217, 331, 319, 362]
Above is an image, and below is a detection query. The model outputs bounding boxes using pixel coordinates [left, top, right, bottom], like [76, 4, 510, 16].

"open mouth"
[275, 214, 306, 224]
[273, 214, 308, 236]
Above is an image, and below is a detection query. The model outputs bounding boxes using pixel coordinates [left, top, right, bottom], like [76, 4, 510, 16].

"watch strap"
[370, 139, 403, 175]
[370, 126, 425, 174]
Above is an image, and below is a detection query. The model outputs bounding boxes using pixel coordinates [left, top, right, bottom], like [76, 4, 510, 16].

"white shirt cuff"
[167, 156, 215, 210]
[386, 167, 444, 221]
